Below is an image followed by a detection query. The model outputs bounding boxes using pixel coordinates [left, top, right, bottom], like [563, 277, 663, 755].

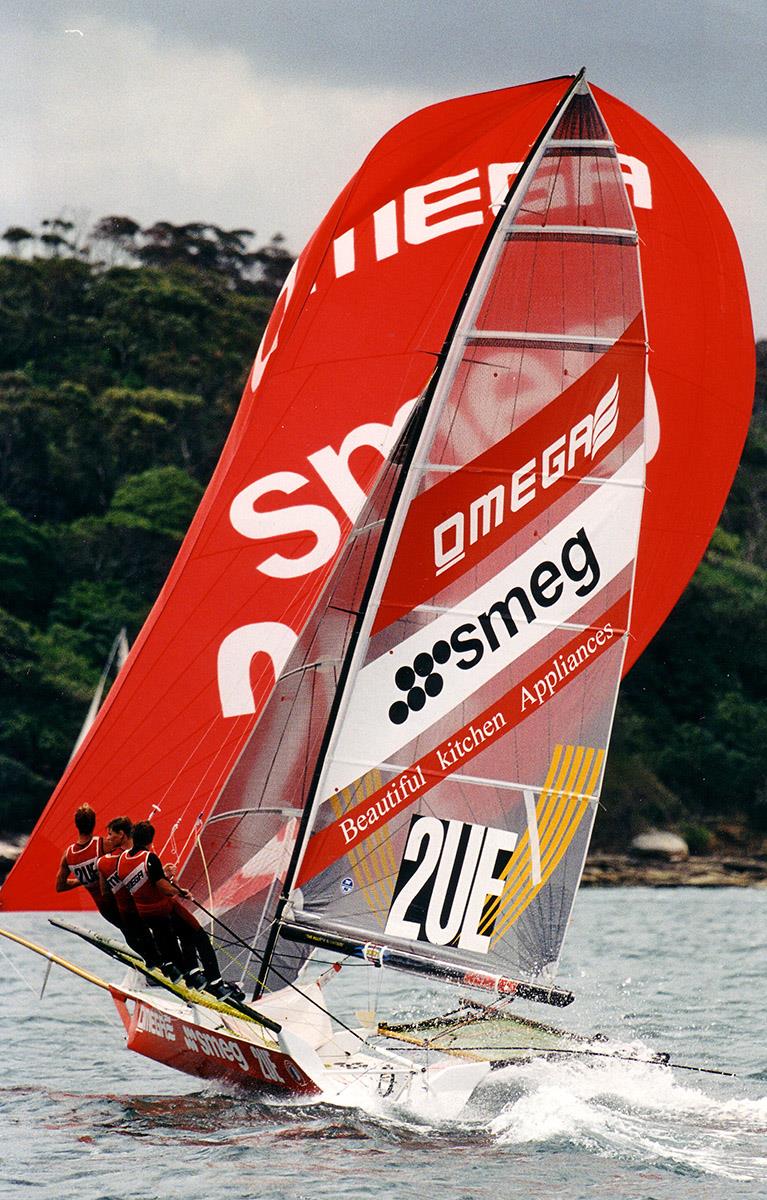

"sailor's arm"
[147, 852, 191, 899]
[55, 855, 80, 892]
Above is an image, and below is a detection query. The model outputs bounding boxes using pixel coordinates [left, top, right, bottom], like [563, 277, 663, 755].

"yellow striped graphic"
[477, 744, 603, 947]
[330, 770, 395, 925]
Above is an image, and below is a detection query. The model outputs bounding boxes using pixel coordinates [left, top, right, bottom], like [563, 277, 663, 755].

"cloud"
[682, 133, 767, 336]
[1, 16, 428, 247]
[2, 5, 765, 333]
[29, 0, 767, 138]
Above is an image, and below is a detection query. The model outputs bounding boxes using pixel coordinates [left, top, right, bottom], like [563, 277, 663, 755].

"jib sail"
[179, 415, 423, 992]
[281, 77, 647, 988]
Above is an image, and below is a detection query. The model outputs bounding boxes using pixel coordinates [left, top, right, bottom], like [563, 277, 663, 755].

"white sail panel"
[324, 452, 642, 797]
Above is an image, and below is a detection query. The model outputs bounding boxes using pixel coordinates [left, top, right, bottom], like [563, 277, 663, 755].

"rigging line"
[195, 832, 215, 934]
[317, 955, 350, 985]
[184, 808, 250, 889]
[189, 894, 371, 1050]
[0, 942, 39, 995]
[173, 624, 324, 870]
[165, 568, 347, 857]
[414, 995, 517, 1050]
[390, 1043, 739, 1078]
[300, 663, 320, 801]
[154, 711, 250, 856]
[202, 498, 378, 868]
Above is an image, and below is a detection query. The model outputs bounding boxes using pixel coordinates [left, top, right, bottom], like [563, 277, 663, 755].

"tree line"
[0, 242, 765, 852]
[3, 214, 293, 296]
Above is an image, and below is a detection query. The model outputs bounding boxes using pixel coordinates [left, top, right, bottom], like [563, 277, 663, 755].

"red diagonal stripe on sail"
[296, 591, 630, 886]
[372, 316, 644, 636]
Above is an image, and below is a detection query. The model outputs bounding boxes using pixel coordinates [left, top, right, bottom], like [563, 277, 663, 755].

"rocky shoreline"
[1, 836, 767, 889]
[581, 853, 767, 887]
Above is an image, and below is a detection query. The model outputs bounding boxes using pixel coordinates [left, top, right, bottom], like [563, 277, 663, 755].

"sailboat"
[0, 73, 753, 1115]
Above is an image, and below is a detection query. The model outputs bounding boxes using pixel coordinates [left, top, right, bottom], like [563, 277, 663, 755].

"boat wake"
[482, 1053, 767, 1181]
[278, 1047, 767, 1183]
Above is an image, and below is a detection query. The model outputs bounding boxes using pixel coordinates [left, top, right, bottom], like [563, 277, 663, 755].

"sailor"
[96, 816, 161, 969]
[117, 820, 243, 1000]
[55, 804, 122, 932]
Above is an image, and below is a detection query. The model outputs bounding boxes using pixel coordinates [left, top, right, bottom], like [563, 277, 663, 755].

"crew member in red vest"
[117, 821, 243, 1000]
[114, 820, 188, 981]
[96, 816, 161, 969]
[55, 804, 122, 931]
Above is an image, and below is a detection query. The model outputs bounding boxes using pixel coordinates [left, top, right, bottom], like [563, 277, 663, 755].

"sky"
[3, 0, 766, 334]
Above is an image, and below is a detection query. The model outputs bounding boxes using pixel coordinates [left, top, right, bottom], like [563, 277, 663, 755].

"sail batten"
[506, 225, 638, 238]
[548, 138, 615, 148]
[466, 332, 625, 347]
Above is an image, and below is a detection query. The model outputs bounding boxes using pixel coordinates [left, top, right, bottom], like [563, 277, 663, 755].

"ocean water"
[0, 889, 765, 1200]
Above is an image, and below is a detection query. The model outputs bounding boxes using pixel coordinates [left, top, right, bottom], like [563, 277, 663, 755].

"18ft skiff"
[0, 72, 753, 1114]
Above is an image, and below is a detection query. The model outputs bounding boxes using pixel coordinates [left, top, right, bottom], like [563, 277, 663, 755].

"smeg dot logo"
[386, 527, 602, 729]
[388, 640, 452, 725]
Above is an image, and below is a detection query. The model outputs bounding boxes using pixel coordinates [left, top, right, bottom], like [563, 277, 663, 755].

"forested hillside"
[0, 223, 765, 849]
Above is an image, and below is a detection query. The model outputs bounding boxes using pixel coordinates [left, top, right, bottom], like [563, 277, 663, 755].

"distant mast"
[69, 629, 129, 763]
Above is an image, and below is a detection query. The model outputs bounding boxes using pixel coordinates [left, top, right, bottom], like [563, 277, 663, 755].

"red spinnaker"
[2, 75, 752, 911]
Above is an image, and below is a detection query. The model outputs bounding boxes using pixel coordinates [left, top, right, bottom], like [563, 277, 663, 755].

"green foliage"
[5, 213, 292, 296]
[0, 253, 274, 830]
[614, 517, 767, 836]
[0, 607, 84, 798]
[96, 387, 203, 478]
[0, 500, 55, 620]
[108, 466, 203, 540]
[0, 372, 107, 521]
[680, 822, 714, 856]
[48, 580, 145, 661]
[0, 754, 51, 833]
[597, 746, 682, 848]
[0, 252, 764, 847]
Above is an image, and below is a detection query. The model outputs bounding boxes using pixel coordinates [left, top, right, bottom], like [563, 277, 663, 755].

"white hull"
[112, 972, 490, 1120]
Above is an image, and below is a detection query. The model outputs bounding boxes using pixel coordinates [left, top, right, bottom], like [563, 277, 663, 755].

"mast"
[254, 70, 599, 997]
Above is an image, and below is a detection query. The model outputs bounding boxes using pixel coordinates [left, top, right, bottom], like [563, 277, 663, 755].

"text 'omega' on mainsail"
[0, 71, 754, 1112]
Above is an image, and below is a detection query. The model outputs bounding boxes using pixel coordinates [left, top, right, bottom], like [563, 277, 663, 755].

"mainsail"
[262, 77, 647, 993]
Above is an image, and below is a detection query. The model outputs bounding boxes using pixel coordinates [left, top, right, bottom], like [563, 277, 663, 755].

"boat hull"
[108, 983, 491, 1120]
[110, 985, 319, 1097]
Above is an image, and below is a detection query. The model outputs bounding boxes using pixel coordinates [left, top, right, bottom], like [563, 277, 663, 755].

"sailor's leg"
[172, 903, 221, 982]
[146, 914, 191, 979]
[120, 913, 161, 969]
[92, 890, 125, 934]
[169, 903, 243, 998]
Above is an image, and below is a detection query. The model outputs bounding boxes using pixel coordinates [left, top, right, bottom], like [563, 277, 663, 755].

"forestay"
[287, 80, 647, 986]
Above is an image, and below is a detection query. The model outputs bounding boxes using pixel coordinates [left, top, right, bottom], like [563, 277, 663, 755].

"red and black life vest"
[65, 836, 104, 893]
[116, 849, 172, 918]
[97, 851, 135, 914]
